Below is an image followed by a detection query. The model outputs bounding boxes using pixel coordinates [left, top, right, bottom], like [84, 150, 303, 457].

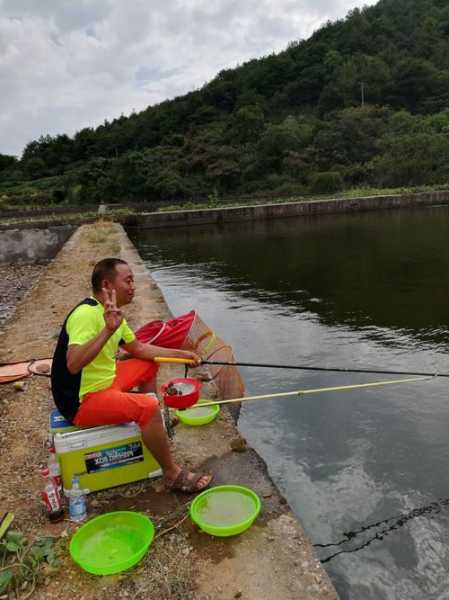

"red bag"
[135, 310, 196, 348]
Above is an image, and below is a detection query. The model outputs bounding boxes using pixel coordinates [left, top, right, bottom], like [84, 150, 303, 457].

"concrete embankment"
[125, 190, 449, 229]
[0, 222, 338, 599]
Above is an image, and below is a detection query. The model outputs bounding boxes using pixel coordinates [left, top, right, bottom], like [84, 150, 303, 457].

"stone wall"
[126, 191, 449, 229]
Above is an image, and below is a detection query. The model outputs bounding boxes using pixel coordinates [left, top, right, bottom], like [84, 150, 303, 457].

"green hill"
[2, 0, 449, 205]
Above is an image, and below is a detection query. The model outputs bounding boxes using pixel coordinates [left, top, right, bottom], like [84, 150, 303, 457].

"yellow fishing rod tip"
[154, 356, 195, 364]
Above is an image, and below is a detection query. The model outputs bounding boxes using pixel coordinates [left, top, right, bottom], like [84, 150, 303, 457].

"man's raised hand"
[103, 287, 123, 332]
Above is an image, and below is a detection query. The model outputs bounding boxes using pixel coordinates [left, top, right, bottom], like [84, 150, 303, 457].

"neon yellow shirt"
[66, 298, 135, 398]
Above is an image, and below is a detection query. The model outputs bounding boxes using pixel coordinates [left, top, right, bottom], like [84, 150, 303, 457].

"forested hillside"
[2, 0, 449, 205]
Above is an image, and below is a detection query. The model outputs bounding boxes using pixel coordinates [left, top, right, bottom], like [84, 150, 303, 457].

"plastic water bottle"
[68, 474, 87, 523]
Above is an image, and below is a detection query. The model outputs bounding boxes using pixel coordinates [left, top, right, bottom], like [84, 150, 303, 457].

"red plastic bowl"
[161, 377, 201, 409]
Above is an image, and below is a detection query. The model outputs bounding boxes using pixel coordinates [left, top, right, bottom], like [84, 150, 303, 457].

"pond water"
[129, 207, 449, 600]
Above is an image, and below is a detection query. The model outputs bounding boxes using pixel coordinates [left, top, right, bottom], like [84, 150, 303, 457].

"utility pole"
[361, 82, 365, 107]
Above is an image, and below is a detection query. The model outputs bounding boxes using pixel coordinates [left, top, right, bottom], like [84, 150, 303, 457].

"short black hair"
[91, 258, 128, 293]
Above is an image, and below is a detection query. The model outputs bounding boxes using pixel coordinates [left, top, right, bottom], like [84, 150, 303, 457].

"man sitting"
[51, 257, 211, 493]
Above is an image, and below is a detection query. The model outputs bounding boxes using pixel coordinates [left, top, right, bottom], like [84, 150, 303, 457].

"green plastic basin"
[176, 399, 220, 426]
[190, 485, 261, 537]
[70, 511, 155, 575]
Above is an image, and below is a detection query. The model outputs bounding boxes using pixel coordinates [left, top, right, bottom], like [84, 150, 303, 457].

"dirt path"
[0, 222, 338, 600]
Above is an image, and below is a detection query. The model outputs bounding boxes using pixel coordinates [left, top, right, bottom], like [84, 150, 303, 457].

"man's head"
[91, 258, 135, 307]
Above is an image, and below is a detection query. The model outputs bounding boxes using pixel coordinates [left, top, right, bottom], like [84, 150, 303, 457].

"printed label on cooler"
[84, 441, 144, 474]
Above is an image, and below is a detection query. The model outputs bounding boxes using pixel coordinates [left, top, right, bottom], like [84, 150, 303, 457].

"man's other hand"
[103, 288, 123, 332]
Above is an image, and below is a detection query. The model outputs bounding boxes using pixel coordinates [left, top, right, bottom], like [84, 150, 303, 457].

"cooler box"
[54, 422, 162, 493]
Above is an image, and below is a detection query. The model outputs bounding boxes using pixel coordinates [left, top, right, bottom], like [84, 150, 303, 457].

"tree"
[310, 171, 344, 193]
[24, 157, 46, 179]
[371, 132, 449, 186]
[319, 54, 392, 113]
[310, 106, 388, 171]
[149, 169, 191, 200]
[226, 105, 265, 144]
[0, 154, 18, 172]
[203, 71, 239, 112]
[256, 117, 310, 173]
[206, 158, 241, 192]
[389, 57, 440, 112]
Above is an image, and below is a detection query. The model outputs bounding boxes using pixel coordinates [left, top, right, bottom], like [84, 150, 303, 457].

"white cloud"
[0, 0, 376, 157]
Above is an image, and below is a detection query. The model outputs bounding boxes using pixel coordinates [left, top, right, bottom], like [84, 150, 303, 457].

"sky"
[0, 0, 377, 157]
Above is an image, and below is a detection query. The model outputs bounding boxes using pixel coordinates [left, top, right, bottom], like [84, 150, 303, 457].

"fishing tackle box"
[50, 409, 161, 493]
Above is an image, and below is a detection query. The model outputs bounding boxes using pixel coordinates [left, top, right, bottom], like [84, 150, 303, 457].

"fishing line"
[315, 498, 449, 563]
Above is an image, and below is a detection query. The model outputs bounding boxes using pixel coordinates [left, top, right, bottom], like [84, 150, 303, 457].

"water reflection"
[130, 207, 449, 352]
[129, 206, 449, 600]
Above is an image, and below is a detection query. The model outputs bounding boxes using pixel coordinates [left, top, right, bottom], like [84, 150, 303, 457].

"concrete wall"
[126, 191, 449, 229]
[0, 225, 74, 263]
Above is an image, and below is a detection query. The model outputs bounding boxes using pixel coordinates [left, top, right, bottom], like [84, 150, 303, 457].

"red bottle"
[40, 468, 64, 523]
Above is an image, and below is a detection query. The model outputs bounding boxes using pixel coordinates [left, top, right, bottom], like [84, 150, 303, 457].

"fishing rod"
[154, 356, 449, 379]
[179, 376, 430, 410]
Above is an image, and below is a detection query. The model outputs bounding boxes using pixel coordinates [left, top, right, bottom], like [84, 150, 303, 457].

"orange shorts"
[73, 358, 159, 429]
